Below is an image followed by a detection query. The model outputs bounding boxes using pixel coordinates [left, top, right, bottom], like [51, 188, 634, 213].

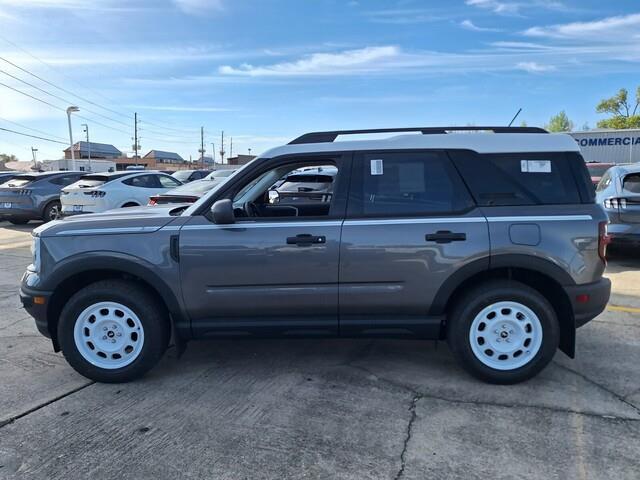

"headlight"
[29, 235, 41, 273]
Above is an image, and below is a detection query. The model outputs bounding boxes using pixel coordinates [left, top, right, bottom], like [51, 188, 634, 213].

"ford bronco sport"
[20, 127, 611, 384]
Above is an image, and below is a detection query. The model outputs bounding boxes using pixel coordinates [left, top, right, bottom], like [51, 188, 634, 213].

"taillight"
[18, 189, 32, 196]
[598, 221, 611, 263]
[603, 198, 627, 209]
[84, 191, 106, 198]
[148, 198, 158, 206]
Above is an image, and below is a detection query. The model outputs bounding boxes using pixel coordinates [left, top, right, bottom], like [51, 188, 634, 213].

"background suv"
[0, 171, 83, 224]
[20, 126, 610, 385]
[60, 171, 182, 215]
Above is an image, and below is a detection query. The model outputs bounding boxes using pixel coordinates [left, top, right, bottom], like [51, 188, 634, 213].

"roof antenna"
[508, 108, 522, 127]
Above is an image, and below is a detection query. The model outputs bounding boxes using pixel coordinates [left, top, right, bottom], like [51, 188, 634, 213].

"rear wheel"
[58, 280, 170, 383]
[42, 200, 62, 222]
[447, 280, 559, 384]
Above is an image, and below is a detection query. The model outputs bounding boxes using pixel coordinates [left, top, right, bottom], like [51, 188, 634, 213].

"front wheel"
[447, 280, 559, 384]
[58, 280, 170, 383]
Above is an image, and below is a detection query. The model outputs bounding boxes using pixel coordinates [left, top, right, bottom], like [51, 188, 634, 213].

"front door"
[179, 155, 350, 337]
[339, 150, 490, 336]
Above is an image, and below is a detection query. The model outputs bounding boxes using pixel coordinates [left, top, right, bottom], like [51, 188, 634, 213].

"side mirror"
[268, 189, 280, 204]
[211, 199, 235, 224]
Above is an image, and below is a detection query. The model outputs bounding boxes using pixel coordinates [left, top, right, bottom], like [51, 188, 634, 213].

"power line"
[0, 35, 208, 137]
[0, 126, 67, 144]
[0, 67, 131, 128]
[0, 80, 131, 136]
[0, 115, 68, 142]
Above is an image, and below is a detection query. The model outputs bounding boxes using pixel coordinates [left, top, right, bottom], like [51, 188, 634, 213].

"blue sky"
[0, 0, 639, 161]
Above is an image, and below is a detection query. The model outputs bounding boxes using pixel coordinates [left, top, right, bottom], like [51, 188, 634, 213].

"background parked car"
[596, 163, 640, 246]
[61, 171, 182, 215]
[149, 172, 235, 205]
[586, 162, 616, 188]
[203, 168, 238, 181]
[0, 171, 19, 183]
[271, 166, 337, 204]
[0, 171, 83, 224]
[171, 169, 211, 183]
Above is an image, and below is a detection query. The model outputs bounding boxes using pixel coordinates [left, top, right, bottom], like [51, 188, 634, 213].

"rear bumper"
[565, 278, 611, 328]
[607, 223, 640, 245]
[0, 206, 40, 220]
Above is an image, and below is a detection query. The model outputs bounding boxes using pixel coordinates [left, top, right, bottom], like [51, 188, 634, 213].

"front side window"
[230, 161, 340, 219]
[348, 152, 473, 217]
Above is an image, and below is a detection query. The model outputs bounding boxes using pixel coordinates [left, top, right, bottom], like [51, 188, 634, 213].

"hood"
[34, 205, 183, 238]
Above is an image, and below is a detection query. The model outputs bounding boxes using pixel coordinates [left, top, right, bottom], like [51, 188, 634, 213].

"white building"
[569, 129, 640, 164]
[43, 158, 116, 172]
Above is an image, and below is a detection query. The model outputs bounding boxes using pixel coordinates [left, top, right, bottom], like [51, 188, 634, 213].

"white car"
[61, 171, 183, 215]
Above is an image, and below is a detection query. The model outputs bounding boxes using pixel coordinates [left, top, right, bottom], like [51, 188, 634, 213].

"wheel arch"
[431, 255, 576, 357]
[44, 253, 189, 350]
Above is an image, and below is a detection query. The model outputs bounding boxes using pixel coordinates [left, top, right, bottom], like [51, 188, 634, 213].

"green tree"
[596, 87, 640, 129]
[545, 111, 574, 132]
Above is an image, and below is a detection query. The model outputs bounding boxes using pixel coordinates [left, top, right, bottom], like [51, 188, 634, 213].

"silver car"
[595, 163, 640, 246]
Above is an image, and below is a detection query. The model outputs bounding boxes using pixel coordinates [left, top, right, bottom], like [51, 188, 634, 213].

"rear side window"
[450, 151, 582, 206]
[50, 174, 82, 186]
[123, 175, 160, 188]
[348, 151, 474, 217]
[623, 174, 640, 193]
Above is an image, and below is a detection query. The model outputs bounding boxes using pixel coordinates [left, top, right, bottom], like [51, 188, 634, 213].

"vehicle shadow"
[0, 221, 43, 232]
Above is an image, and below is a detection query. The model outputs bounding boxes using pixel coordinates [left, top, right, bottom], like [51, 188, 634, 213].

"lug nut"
[111, 339, 116, 343]
[116, 332, 122, 337]
[102, 336, 107, 340]
[103, 327, 107, 331]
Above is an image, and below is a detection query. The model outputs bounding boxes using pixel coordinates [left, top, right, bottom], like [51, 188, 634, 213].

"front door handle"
[286, 234, 326, 246]
[425, 231, 466, 244]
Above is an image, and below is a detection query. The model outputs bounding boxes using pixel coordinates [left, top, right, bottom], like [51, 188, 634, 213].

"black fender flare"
[43, 251, 190, 337]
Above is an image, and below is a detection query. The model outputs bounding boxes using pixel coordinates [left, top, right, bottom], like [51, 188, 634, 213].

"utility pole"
[211, 143, 215, 169]
[31, 147, 38, 169]
[199, 126, 205, 169]
[66, 106, 79, 170]
[219, 131, 225, 164]
[82, 123, 91, 171]
[230, 137, 233, 160]
[133, 112, 139, 164]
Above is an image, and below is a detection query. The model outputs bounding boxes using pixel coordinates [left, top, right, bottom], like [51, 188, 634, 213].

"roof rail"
[288, 126, 548, 145]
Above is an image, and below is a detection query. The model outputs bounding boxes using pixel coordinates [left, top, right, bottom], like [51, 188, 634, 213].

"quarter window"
[158, 175, 182, 188]
[348, 152, 473, 217]
[123, 175, 158, 188]
[451, 152, 582, 206]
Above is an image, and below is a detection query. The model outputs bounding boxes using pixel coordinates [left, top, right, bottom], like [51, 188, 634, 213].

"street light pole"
[82, 123, 91, 171]
[66, 106, 79, 170]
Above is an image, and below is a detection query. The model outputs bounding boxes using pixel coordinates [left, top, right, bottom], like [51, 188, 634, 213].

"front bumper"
[565, 278, 611, 328]
[20, 282, 53, 340]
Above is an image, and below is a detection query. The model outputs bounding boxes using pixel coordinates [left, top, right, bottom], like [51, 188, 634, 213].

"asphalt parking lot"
[0, 222, 638, 480]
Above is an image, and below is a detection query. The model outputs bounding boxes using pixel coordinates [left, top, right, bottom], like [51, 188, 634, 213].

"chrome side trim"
[55, 226, 160, 236]
[486, 215, 592, 222]
[344, 217, 485, 226]
[182, 221, 344, 230]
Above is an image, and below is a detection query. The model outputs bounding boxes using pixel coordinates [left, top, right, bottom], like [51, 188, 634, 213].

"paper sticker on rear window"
[370, 159, 384, 175]
[520, 160, 551, 173]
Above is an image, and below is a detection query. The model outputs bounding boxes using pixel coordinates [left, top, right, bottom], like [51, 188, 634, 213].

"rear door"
[339, 150, 490, 336]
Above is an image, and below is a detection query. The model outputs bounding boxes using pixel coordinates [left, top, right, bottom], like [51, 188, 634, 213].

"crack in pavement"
[552, 361, 640, 415]
[347, 364, 640, 422]
[0, 381, 95, 429]
[394, 393, 421, 480]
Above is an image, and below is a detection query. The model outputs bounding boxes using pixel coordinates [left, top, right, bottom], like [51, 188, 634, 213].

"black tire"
[58, 279, 170, 383]
[122, 202, 140, 208]
[447, 280, 560, 385]
[42, 200, 61, 222]
[8, 218, 29, 225]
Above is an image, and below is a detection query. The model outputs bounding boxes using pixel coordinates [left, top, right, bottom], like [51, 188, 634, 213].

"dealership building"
[569, 129, 640, 164]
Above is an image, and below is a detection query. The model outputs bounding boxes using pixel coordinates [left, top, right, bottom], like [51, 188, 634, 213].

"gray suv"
[20, 127, 611, 384]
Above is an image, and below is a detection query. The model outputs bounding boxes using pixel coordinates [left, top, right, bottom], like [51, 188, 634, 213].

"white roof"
[261, 133, 580, 158]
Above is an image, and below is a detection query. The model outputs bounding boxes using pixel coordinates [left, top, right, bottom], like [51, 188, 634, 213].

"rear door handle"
[425, 231, 466, 244]
[286, 234, 326, 246]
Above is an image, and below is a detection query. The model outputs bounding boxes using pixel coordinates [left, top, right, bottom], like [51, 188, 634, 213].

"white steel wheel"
[469, 301, 543, 371]
[73, 301, 145, 370]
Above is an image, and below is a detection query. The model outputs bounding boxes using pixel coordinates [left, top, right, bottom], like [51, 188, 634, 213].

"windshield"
[165, 179, 219, 196]
[205, 169, 236, 180]
[172, 171, 195, 182]
[183, 160, 257, 216]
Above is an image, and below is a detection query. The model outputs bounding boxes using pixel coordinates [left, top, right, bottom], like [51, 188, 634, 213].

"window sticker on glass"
[520, 160, 551, 173]
[370, 159, 384, 176]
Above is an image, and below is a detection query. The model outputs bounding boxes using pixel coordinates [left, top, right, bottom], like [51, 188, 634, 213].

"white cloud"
[465, 0, 519, 14]
[460, 19, 501, 32]
[363, 8, 450, 24]
[524, 13, 640, 40]
[219, 46, 401, 76]
[465, 0, 566, 15]
[516, 61, 556, 72]
[172, 0, 223, 15]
